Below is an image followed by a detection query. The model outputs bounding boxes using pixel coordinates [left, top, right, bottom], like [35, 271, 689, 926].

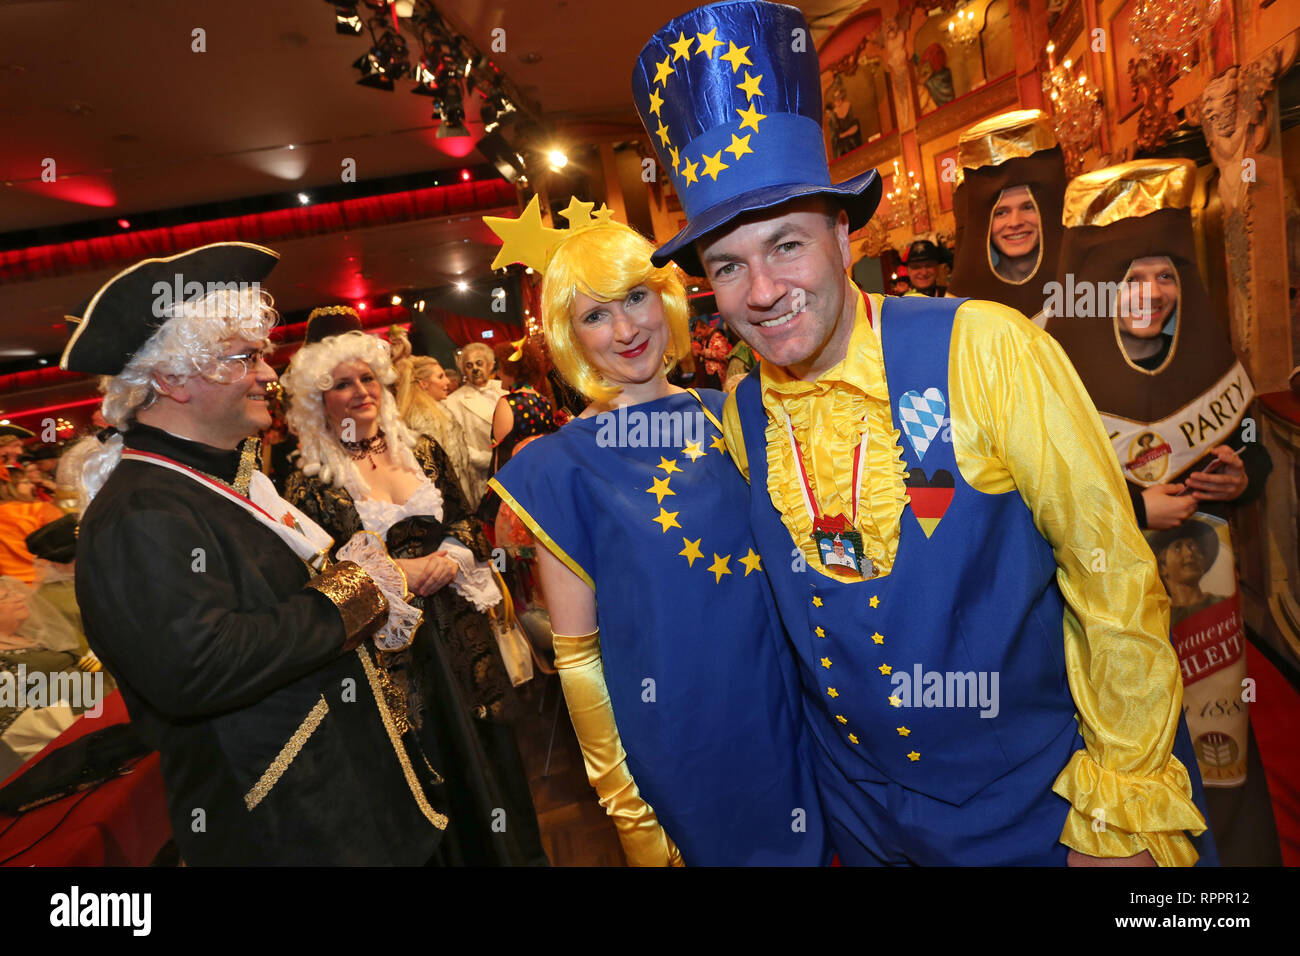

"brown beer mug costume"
[947, 109, 1067, 326]
[1047, 158, 1279, 865]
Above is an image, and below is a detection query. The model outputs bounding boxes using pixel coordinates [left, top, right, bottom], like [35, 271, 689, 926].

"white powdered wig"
[281, 330, 421, 492]
[79, 285, 280, 503]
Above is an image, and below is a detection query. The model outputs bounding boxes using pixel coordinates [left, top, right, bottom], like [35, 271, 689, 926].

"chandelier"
[945, 5, 981, 49]
[1128, 0, 1222, 73]
[883, 159, 922, 231]
[1042, 43, 1103, 177]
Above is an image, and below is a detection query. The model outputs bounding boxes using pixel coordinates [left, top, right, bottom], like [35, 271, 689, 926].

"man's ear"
[151, 371, 190, 403]
[835, 209, 852, 270]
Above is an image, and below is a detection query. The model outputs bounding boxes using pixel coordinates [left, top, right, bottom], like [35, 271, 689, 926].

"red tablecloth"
[0, 690, 171, 866]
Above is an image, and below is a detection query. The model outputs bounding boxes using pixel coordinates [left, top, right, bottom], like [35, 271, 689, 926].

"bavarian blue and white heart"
[898, 387, 947, 463]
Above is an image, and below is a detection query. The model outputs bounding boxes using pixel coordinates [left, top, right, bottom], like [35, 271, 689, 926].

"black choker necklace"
[342, 429, 387, 469]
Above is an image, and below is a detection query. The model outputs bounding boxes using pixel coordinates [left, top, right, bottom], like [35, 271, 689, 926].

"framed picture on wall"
[933, 146, 960, 213]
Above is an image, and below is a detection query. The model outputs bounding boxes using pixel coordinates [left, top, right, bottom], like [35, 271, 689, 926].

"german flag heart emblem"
[904, 467, 954, 538]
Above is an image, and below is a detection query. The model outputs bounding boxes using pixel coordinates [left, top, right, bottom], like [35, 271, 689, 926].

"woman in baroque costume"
[281, 310, 546, 866]
[486, 198, 828, 866]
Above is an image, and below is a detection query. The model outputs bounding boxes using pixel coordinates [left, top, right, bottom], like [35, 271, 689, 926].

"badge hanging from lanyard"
[784, 411, 876, 579]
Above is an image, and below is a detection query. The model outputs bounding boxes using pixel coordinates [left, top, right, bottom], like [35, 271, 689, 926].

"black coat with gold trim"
[75, 424, 448, 865]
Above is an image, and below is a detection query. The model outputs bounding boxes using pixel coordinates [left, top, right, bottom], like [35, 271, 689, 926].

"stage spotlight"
[455, 280, 468, 292]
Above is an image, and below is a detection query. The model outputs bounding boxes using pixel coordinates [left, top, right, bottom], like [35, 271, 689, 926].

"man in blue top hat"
[632, 1, 1216, 866]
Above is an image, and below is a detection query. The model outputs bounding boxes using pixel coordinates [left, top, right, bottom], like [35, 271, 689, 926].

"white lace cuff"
[439, 537, 503, 613]
[336, 532, 423, 651]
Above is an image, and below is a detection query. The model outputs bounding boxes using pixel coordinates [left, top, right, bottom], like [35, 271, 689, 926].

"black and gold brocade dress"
[284, 436, 546, 866]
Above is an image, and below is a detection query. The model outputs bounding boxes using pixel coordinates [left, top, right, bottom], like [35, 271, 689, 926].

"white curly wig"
[80, 285, 279, 502]
[281, 330, 421, 492]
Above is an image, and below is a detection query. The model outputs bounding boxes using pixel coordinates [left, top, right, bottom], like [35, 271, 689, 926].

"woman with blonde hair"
[487, 200, 827, 866]
[394, 349, 476, 506]
[281, 313, 546, 866]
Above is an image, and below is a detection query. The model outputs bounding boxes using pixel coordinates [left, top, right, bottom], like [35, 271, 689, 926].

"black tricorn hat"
[0, 423, 35, 440]
[60, 242, 280, 376]
[304, 306, 363, 344]
[905, 239, 953, 266]
[1147, 519, 1220, 571]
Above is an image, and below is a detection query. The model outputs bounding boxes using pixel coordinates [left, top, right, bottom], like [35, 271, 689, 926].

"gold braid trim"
[356, 646, 449, 830]
[307, 561, 387, 645]
[233, 437, 260, 496]
[244, 696, 329, 810]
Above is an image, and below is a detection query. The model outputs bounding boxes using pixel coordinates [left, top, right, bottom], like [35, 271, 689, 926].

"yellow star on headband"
[483, 195, 565, 272]
[680, 156, 700, 185]
[648, 87, 664, 117]
[695, 28, 723, 59]
[669, 31, 694, 60]
[669, 145, 681, 173]
[737, 102, 766, 134]
[725, 133, 753, 160]
[557, 196, 595, 226]
[507, 335, 526, 362]
[592, 203, 614, 223]
[701, 150, 729, 181]
[655, 119, 671, 148]
[653, 55, 674, 86]
[720, 41, 752, 73]
[737, 71, 763, 99]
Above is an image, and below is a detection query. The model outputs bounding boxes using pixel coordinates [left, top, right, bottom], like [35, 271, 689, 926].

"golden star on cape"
[657, 456, 681, 474]
[707, 553, 732, 583]
[682, 440, 705, 461]
[652, 508, 681, 533]
[739, 548, 762, 576]
[679, 537, 703, 567]
[646, 475, 675, 503]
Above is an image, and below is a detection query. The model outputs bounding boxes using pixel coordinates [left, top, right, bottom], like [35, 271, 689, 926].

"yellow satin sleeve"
[552, 629, 684, 867]
[949, 300, 1206, 866]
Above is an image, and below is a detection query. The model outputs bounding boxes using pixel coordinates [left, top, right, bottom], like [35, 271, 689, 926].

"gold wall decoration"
[1128, 52, 1181, 155]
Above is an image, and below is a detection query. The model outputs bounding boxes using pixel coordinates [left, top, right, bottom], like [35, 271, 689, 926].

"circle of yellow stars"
[813, 589, 919, 763]
[648, 28, 766, 190]
[646, 422, 762, 585]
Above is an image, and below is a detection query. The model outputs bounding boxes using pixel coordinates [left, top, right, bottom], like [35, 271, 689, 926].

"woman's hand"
[395, 552, 459, 596]
[1185, 445, 1248, 502]
[1141, 484, 1198, 530]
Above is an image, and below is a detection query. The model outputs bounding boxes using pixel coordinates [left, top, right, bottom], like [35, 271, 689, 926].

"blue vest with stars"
[734, 294, 1076, 805]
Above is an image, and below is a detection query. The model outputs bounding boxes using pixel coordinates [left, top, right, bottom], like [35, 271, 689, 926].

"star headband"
[482, 195, 622, 274]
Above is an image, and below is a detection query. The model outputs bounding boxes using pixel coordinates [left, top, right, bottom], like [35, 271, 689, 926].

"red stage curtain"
[0, 180, 516, 284]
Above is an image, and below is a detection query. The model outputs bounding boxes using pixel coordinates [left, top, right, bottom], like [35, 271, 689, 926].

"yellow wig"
[541, 223, 691, 403]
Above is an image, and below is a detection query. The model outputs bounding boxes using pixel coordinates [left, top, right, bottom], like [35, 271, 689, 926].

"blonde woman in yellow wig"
[489, 219, 828, 868]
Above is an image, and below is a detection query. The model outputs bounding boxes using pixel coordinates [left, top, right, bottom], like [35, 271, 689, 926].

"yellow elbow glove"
[552, 628, 684, 867]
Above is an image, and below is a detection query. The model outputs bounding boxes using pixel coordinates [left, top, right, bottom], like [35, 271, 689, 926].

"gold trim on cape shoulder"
[488, 477, 596, 590]
[356, 646, 449, 830]
[957, 109, 1057, 171]
[244, 696, 329, 810]
[233, 437, 260, 496]
[1062, 158, 1196, 229]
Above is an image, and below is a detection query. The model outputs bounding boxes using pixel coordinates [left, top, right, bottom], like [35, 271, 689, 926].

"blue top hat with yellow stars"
[633, 0, 881, 274]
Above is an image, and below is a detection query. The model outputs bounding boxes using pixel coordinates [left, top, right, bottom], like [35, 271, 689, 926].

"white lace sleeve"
[336, 532, 424, 651]
[438, 537, 503, 612]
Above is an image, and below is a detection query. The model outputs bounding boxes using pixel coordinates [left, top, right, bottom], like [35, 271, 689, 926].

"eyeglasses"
[198, 347, 272, 385]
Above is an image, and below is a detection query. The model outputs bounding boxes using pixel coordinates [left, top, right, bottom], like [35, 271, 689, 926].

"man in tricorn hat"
[62, 242, 451, 865]
[633, 0, 1210, 865]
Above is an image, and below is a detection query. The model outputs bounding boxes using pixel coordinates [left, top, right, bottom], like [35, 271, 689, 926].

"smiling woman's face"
[323, 359, 383, 435]
[571, 285, 670, 388]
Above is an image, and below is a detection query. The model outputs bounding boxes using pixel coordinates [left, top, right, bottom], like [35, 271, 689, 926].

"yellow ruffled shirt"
[722, 287, 1205, 866]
